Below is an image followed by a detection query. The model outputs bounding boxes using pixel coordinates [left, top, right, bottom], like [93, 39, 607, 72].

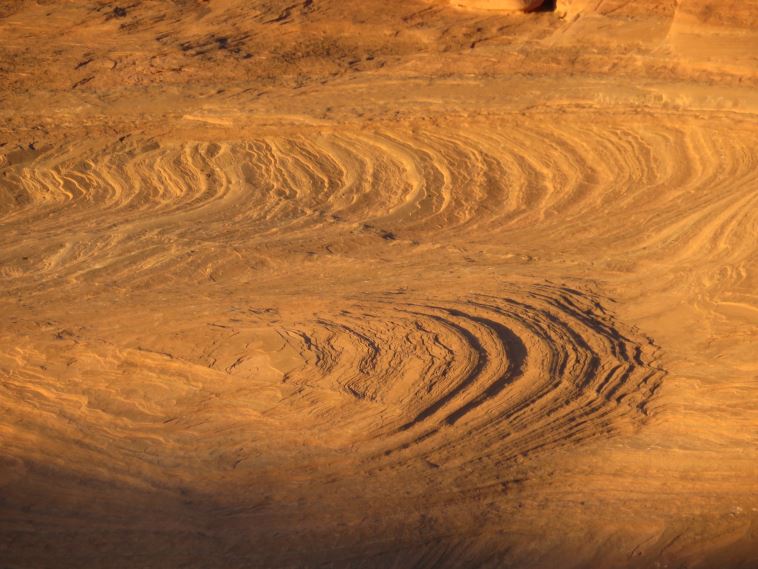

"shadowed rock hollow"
[450, 0, 546, 11]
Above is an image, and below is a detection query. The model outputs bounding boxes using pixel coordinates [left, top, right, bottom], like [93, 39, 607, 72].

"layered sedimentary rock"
[1, 1, 756, 567]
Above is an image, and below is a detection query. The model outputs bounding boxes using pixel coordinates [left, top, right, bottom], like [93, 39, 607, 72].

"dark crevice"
[534, 0, 557, 12]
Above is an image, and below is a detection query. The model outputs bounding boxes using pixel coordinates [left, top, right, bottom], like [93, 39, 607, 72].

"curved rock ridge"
[275, 284, 663, 465]
[1, 115, 755, 294]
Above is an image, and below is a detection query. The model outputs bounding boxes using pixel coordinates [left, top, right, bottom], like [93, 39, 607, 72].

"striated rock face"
[0, 1, 756, 568]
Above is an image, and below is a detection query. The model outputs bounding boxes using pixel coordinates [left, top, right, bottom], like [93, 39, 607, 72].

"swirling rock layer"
[0, 1, 756, 568]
